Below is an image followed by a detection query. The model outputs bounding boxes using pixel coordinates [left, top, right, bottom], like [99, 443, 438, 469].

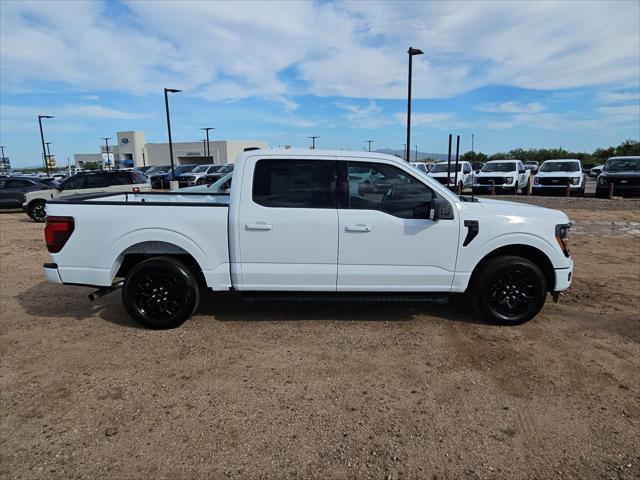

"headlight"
[555, 223, 571, 257]
[571, 177, 580, 185]
[504, 177, 513, 184]
[534, 177, 540, 185]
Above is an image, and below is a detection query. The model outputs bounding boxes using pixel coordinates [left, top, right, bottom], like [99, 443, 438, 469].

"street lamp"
[365, 140, 374, 152]
[101, 137, 112, 171]
[38, 115, 54, 176]
[45, 142, 53, 171]
[201, 139, 207, 157]
[405, 47, 424, 161]
[308, 136, 319, 150]
[200, 127, 214, 161]
[164, 88, 182, 178]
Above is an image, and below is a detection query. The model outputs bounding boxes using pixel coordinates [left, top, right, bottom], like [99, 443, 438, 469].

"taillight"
[45, 216, 75, 253]
[133, 187, 140, 192]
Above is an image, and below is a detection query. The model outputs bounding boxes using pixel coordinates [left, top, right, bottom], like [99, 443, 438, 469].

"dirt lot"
[1, 197, 639, 480]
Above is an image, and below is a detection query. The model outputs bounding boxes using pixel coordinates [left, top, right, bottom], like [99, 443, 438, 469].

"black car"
[204, 164, 234, 183]
[149, 165, 197, 189]
[595, 156, 640, 198]
[0, 177, 53, 209]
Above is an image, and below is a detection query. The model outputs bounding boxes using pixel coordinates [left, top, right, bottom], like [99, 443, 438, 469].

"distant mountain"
[374, 149, 449, 161]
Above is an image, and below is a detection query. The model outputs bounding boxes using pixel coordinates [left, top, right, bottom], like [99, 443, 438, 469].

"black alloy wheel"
[472, 255, 547, 325]
[122, 257, 199, 329]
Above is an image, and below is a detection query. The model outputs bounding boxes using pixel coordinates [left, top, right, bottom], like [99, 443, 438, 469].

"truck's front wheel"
[471, 255, 547, 325]
[28, 200, 47, 222]
[122, 257, 200, 329]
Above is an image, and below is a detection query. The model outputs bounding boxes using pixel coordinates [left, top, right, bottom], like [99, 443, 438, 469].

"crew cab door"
[336, 160, 459, 291]
[236, 157, 338, 291]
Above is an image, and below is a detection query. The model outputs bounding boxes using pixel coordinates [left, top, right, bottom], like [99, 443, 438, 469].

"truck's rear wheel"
[28, 200, 47, 222]
[471, 255, 547, 325]
[122, 257, 199, 329]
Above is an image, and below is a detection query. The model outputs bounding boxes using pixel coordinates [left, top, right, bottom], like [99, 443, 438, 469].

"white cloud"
[394, 112, 454, 127]
[335, 102, 394, 129]
[1, 0, 637, 103]
[1, 104, 148, 120]
[598, 91, 640, 103]
[475, 102, 545, 114]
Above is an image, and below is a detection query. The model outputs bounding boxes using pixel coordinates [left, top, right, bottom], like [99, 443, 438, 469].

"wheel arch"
[468, 244, 556, 292]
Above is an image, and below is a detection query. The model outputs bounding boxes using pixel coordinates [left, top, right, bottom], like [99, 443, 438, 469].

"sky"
[1, 0, 639, 167]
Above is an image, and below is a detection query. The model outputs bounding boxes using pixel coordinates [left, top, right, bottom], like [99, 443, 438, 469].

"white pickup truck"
[42, 149, 573, 329]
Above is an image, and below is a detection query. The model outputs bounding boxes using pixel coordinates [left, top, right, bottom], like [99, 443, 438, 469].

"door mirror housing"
[430, 197, 454, 221]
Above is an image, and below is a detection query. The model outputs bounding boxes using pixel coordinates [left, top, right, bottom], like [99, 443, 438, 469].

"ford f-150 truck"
[42, 149, 573, 329]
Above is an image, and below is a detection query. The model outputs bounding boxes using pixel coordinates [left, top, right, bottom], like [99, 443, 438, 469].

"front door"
[236, 157, 339, 291]
[337, 160, 459, 292]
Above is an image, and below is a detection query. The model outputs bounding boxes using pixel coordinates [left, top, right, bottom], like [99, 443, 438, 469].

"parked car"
[23, 170, 150, 222]
[532, 159, 586, 196]
[204, 164, 234, 184]
[41, 149, 572, 329]
[471, 162, 485, 173]
[595, 156, 640, 198]
[428, 161, 473, 190]
[133, 166, 155, 174]
[149, 165, 198, 189]
[177, 164, 222, 187]
[0, 177, 54, 209]
[524, 161, 539, 174]
[409, 162, 430, 174]
[180, 172, 233, 193]
[589, 165, 605, 177]
[472, 160, 530, 195]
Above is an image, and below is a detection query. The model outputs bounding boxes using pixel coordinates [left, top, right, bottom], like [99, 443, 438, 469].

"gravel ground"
[1, 198, 639, 480]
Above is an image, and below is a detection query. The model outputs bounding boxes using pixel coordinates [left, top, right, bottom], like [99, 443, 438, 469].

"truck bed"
[47, 191, 231, 206]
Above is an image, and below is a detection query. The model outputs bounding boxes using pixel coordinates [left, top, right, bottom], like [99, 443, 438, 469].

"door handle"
[345, 224, 371, 232]
[246, 223, 273, 231]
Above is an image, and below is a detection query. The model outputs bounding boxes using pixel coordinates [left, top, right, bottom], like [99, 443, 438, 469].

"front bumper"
[43, 263, 62, 284]
[554, 261, 573, 292]
[596, 184, 640, 197]
[532, 185, 582, 194]
[472, 184, 515, 193]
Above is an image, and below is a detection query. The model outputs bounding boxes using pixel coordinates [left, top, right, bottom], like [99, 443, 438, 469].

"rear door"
[337, 159, 459, 292]
[236, 157, 338, 291]
[4, 179, 37, 207]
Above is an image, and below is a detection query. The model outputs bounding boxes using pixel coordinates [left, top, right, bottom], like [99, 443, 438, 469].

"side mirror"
[430, 198, 454, 221]
[412, 202, 431, 219]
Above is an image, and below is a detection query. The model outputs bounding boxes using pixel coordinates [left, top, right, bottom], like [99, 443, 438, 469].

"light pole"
[365, 140, 374, 152]
[38, 115, 54, 176]
[201, 127, 214, 161]
[164, 88, 182, 178]
[0, 145, 6, 173]
[405, 47, 423, 161]
[414, 144, 418, 162]
[101, 138, 111, 171]
[308, 136, 319, 149]
[201, 139, 207, 157]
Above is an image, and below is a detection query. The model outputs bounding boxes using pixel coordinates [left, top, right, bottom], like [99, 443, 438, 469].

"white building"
[74, 130, 267, 169]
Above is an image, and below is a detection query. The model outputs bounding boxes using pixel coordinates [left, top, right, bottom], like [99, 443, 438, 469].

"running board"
[242, 292, 449, 304]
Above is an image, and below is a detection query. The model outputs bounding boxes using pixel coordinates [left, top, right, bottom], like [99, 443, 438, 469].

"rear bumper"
[43, 263, 62, 284]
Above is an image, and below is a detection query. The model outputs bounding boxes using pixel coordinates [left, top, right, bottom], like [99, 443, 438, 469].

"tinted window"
[463, 164, 471, 174]
[6, 179, 34, 188]
[0, 180, 7, 189]
[109, 172, 135, 185]
[61, 175, 86, 190]
[342, 162, 435, 219]
[85, 174, 111, 188]
[253, 159, 335, 208]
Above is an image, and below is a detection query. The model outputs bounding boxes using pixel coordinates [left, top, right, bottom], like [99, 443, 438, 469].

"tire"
[28, 200, 47, 222]
[471, 255, 547, 326]
[122, 256, 200, 329]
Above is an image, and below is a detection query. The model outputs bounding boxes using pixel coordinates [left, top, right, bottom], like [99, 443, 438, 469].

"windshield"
[430, 163, 462, 173]
[481, 162, 516, 173]
[174, 165, 196, 175]
[540, 161, 581, 172]
[192, 165, 212, 173]
[219, 165, 234, 173]
[604, 158, 640, 172]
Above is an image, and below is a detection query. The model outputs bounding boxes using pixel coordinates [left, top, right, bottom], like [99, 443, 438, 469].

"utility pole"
[365, 140, 374, 152]
[0, 145, 6, 173]
[101, 138, 111, 171]
[414, 144, 418, 162]
[164, 88, 182, 178]
[308, 136, 319, 149]
[38, 115, 54, 176]
[45, 142, 53, 173]
[201, 127, 214, 160]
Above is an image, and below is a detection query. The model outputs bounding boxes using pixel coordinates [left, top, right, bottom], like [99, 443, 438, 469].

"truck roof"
[236, 148, 403, 163]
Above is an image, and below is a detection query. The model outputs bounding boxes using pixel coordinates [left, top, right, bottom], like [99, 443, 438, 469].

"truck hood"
[467, 197, 570, 224]
[535, 171, 581, 178]
[599, 170, 640, 178]
[475, 171, 517, 177]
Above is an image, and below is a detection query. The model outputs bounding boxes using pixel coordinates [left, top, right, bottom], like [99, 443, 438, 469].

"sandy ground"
[1, 197, 639, 480]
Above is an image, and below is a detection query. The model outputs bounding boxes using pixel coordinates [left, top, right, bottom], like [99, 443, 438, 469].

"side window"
[61, 175, 86, 190]
[342, 162, 435, 219]
[463, 164, 471, 174]
[111, 172, 134, 185]
[6, 180, 32, 188]
[252, 159, 335, 208]
[0, 180, 6, 189]
[85, 174, 110, 188]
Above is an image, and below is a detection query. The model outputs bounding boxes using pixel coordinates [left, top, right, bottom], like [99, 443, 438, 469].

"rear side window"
[6, 179, 34, 188]
[61, 175, 86, 190]
[110, 172, 135, 185]
[253, 159, 335, 208]
[85, 174, 111, 188]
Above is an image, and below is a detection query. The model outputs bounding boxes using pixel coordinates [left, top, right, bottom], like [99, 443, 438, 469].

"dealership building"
[73, 131, 267, 169]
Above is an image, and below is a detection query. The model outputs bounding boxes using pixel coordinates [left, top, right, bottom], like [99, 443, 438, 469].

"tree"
[82, 162, 99, 170]
[614, 139, 640, 157]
